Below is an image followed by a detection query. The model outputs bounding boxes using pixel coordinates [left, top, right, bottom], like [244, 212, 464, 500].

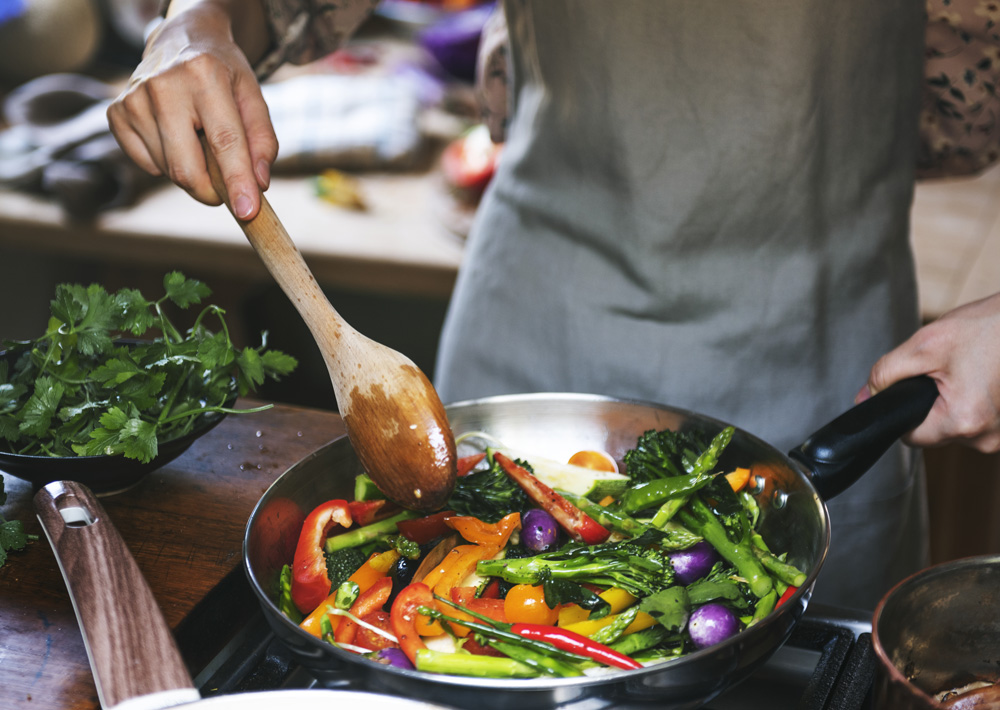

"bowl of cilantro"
[0, 272, 297, 495]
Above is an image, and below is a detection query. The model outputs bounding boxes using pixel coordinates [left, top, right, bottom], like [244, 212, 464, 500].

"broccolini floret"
[476, 533, 675, 598]
[447, 455, 531, 522]
[623, 428, 710, 483]
[324, 547, 367, 589]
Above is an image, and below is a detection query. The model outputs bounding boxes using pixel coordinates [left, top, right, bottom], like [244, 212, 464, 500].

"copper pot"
[872, 555, 1000, 709]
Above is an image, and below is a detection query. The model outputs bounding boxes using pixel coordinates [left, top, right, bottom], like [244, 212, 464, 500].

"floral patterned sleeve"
[920, 0, 1000, 177]
[253, 0, 378, 79]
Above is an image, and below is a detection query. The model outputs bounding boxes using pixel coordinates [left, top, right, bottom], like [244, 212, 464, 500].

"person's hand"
[106, 0, 276, 220]
[858, 292, 1000, 452]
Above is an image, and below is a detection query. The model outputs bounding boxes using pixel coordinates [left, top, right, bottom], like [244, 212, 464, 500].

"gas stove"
[180, 569, 875, 710]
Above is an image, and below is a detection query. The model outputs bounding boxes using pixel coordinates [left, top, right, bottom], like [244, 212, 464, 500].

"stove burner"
[180, 568, 876, 710]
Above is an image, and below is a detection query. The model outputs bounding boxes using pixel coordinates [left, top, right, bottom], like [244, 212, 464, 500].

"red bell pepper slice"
[335, 576, 393, 646]
[390, 582, 436, 666]
[478, 578, 502, 599]
[457, 452, 487, 476]
[347, 499, 402, 526]
[510, 623, 642, 670]
[291, 500, 352, 614]
[396, 510, 456, 545]
[776, 585, 799, 609]
[492, 453, 610, 545]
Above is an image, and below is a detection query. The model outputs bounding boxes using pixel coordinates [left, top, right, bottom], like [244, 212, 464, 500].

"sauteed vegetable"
[276, 427, 805, 677]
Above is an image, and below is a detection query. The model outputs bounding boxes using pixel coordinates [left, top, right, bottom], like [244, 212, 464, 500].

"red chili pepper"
[396, 510, 456, 545]
[510, 624, 642, 670]
[457, 452, 487, 476]
[335, 576, 393, 646]
[291, 500, 352, 614]
[510, 623, 643, 671]
[776, 585, 799, 609]
[492, 453, 610, 545]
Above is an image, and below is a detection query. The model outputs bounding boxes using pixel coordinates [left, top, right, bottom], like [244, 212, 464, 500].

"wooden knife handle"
[34, 481, 200, 710]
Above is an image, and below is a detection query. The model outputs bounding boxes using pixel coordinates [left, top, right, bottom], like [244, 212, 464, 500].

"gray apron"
[435, 0, 928, 610]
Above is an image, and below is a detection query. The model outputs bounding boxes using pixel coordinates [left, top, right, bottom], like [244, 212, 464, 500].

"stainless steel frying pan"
[244, 377, 938, 710]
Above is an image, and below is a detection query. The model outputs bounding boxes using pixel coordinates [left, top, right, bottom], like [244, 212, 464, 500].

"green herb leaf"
[0, 476, 38, 569]
[639, 586, 691, 632]
[163, 271, 210, 308]
[19, 377, 65, 437]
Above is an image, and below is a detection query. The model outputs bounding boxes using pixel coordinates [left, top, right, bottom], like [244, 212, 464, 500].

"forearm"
[162, 0, 376, 80]
[164, 0, 271, 66]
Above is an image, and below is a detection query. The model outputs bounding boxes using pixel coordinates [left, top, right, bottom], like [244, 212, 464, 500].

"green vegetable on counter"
[0, 476, 38, 569]
[0, 272, 298, 462]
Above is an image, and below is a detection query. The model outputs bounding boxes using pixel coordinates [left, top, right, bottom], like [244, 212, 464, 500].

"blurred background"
[0, 0, 997, 565]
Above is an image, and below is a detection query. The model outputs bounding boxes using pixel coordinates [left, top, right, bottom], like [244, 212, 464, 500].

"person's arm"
[107, 0, 375, 221]
[869, 3, 1000, 453]
[918, 0, 1000, 179]
[858, 292, 1000, 453]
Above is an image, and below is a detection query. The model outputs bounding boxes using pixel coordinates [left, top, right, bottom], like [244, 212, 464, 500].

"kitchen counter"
[0, 400, 346, 710]
[2, 160, 998, 315]
[0, 170, 465, 301]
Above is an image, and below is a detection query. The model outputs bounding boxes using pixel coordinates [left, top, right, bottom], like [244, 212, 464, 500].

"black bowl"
[0, 345, 230, 495]
[0, 412, 227, 495]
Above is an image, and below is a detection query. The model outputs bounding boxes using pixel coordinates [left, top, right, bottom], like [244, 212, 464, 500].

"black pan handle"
[789, 375, 939, 501]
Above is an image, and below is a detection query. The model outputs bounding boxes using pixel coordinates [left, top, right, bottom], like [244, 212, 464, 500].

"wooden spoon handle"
[34, 481, 199, 710]
[198, 135, 348, 357]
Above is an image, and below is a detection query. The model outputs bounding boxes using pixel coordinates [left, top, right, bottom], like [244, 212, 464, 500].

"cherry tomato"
[504, 584, 560, 626]
[567, 450, 619, 473]
[355, 611, 397, 652]
[441, 124, 502, 197]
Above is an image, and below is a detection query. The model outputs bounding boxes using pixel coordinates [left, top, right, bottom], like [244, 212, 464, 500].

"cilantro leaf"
[0, 476, 38, 569]
[74, 406, 159, 462]
[19, 377, 65, 437]
[237, 347, 265, 389]
[114, 288, 155, 335]
[261, 349, 298, 377]
[163, 272, 211, 308]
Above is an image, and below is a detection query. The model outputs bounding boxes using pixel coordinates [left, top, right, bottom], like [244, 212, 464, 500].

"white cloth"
[262, 73, 426, 171]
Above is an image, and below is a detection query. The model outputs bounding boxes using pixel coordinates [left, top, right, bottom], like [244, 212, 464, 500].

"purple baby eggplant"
[669, 541, 720, 585]
[376, 647, 415, 670]
[521, 508, 560, 552]
[687, 603, 740, 649]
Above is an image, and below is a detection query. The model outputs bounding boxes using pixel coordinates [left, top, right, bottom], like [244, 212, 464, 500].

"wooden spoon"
[199, 137, 455, 510]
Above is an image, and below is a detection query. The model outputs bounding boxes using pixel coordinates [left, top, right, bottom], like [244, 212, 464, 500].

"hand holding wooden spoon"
[199, 135, 456, 510]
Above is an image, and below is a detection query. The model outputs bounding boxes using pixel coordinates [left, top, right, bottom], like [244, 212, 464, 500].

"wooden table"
[0, 400, 346, 710]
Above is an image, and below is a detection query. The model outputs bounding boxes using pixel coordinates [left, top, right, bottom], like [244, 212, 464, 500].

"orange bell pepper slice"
[444, 512, 521, 548]
[725, 467, 751, 492]
[445, 586, 508, 637]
